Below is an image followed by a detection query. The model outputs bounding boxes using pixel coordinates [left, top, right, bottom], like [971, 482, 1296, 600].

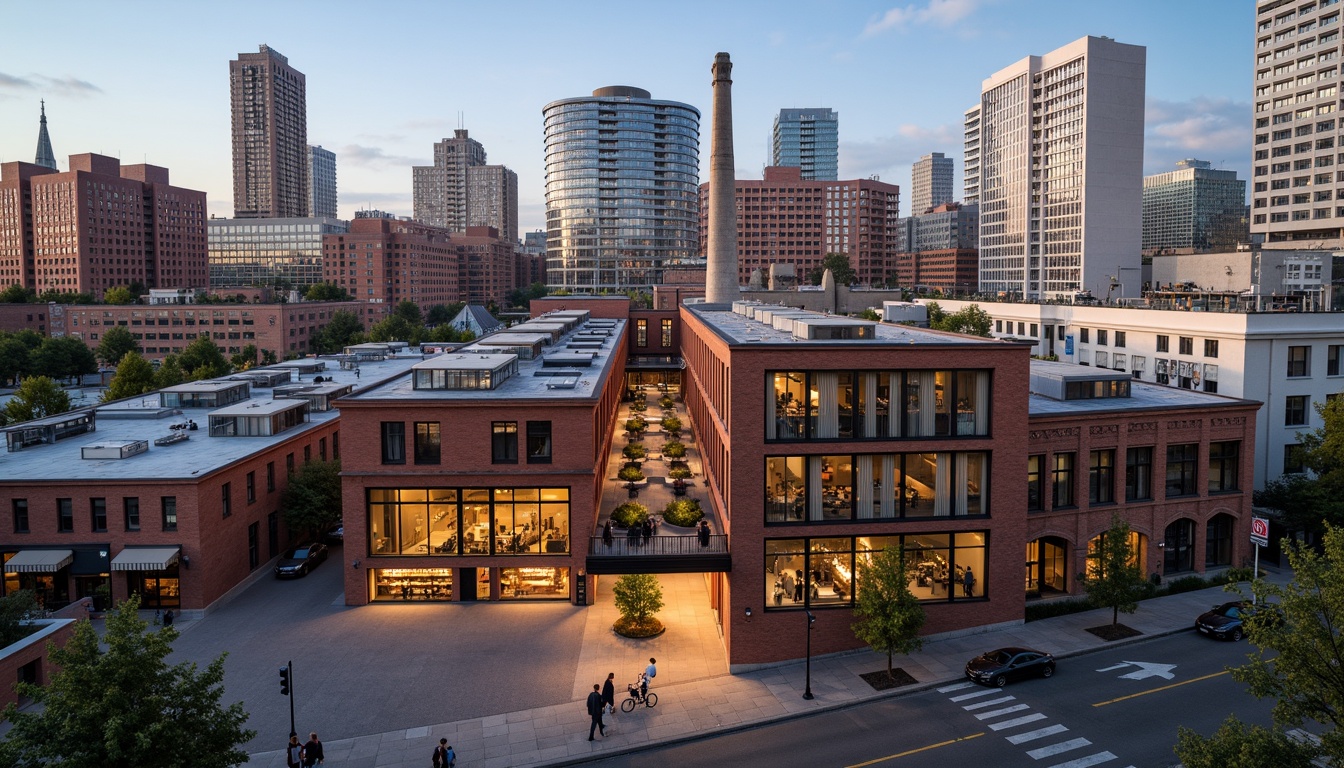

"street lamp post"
[803, 611, 816, 700]
[279, 661, 295, 738]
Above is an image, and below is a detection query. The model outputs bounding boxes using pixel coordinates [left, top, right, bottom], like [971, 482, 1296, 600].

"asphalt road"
[167, 544, 588, 753]
[590, 631, 1277, 768]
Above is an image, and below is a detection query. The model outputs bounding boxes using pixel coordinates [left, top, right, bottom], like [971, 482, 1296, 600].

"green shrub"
[1220, 566, 1256, 584]
[618, 466, 645, 483]
[611, 502, 649, 528]
[659, 395, 675, 409]
[630, 401, 646, 412]
[1165, 575, 1210, 595]
[1024, 597, 1095, 622]
[661, 416, 682, 432]
[624, 417, 646, 433]
[663, 441, 687, 459]
[623, 443, 647, 460]
[669, 460, 689, 473]
[668, 466, 692, 480]
[662, 499, 704, 527]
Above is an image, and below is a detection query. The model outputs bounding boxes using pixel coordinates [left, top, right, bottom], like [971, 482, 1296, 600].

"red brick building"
[322, 216, 460, 316]
[451, 226, 516, 306]
[58, 300, 365, 360]
[0, 302, 51, 335]
[0, 154, 208, 295]
[697, 166, 901, 288]
[893, 248, 979, 294]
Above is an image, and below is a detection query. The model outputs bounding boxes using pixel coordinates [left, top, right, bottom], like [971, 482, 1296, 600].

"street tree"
[31, 335, 98, 381]
[0, 335, 33, 386]
[1082, 514, 1147, 627]
[392, 300, 423, 326]
[808, 253, 856, 286]
[852, 547, 926, 681]
[229, 344, 258, 371]
[312, 310, 364, 353]
[102, 351, 157, 402]
[1179, 525, 1344, 764]
[178, 336, 229, 381]
[0, 594, 254, 768]
[95, 325, 140, 368]
[153, 355, 186, 389]
[1298, 395, 1344, 525]
[280, 459, 342, 542]
[5, 375, 71, 424]
[368, 314, 420, 345]
[612, 573, 664, 637]
[1174, 715, 1317, 768]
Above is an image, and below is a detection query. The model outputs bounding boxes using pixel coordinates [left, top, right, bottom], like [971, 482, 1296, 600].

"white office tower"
[1252, 0, 1344, 245]
[911, 152, 955, 215]
[970, 35, 1146, 299]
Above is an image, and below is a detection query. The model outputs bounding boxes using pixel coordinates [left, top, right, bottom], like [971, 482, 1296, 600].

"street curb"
[538, 625, 1199, 767]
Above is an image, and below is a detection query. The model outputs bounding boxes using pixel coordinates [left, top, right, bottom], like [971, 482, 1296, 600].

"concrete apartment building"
[893, 202, 979, 292]
[307, 145, 338, 220]
[230, 45, 309, 219]
[910, 152, 955, 215]
[208, 216, 350, 289]
[695, 166, 901, 287]
[451, 226, 517, 306]
[543, 86, 701, 292]
[1252, 0, 1344, 245]
[966, 35, 1146, 299]
[0, 153, 208, 295]
[1142, 159, 1248, 255]
[321, 214, 460, 315]
[466, 164, 519, 245]
[919, 298, 1341, 490]
[0, 353, 420, 614]
[411, 130, 519, 243]
[772, 108, 839, 181]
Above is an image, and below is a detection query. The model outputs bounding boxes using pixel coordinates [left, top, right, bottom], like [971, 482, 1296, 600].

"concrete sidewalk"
[246, 571, 1284, 767]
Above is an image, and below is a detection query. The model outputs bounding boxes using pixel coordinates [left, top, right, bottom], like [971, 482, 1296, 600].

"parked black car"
[274, 542, 329, 578]
[323, 524, 344, 545]
[965, 647, 1056, 687]
[1195, 601, 1247, 641]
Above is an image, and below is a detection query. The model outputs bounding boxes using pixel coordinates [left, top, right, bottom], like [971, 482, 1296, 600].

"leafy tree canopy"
[178, 336, 229, 381]
[102, 351, 157, 402]
[229, 344, 258, 371]
[927, 303, 992, 337]
[280, 459, 342, 542]
[37, 290, 96, 305]
[5, 375, 71, 424]
[0, 594, 255, 768]
[95, 325, 140, 368]
[1082, 515, 1148, 626]
[153, 355, 186, 389]
[102, 286, 136, 305]
[312, 310, 366, 354]
[808, 253, 856, 286]
[612, 573, 664, 623]
[852, 546, 926, 679]
[425, 302, 465, 326]
[303, 282, 354, 302]
[392, 300, 423, 326]
[0, 285, 37, 304]
[30, 336, 98, 381]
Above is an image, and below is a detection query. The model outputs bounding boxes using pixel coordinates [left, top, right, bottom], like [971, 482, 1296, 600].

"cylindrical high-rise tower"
[705, 52, 740, 305]
[542, 86, 700, 292]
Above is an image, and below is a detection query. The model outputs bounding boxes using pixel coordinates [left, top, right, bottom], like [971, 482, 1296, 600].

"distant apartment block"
[466, 164, 519, 245]
[208, 217, 349, 289]
[969, 35, 1146, 299]
[696, 166, 900, 287]
[1143, 159, 1247, 255]
[0, 153, 208, 295]
[772, 108, 839, 181]
[963, 106, 981, 205]
[910, 152, 954, 215]
[322, 214, 460, 314]
[230, 45, 308, 218]
[893, 202, 979, 292]
[307, 145, 338, 220]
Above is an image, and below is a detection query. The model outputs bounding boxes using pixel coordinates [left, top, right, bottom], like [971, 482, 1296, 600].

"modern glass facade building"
[543, 86, 700, 291]
[772, 108, 839, 181]
[208, 217, 348, 288]
[1142, 160, 1247, 254]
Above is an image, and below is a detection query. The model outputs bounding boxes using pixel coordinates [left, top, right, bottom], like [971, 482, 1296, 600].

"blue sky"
[0, 0, 1252, 234]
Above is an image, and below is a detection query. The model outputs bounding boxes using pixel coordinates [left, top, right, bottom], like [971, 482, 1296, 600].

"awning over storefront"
[110, 547, 181, 572]
[4, 549, 74, 573]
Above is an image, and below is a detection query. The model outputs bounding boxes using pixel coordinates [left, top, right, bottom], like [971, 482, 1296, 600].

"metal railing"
[589, 534, 727, 556]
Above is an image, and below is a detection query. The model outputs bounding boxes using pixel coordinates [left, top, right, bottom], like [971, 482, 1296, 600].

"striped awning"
[4, 549, 74, 573]
[110, 547, 180, 572]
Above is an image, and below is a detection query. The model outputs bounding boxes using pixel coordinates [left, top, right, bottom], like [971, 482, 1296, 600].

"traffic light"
[279, 664, 290, 696]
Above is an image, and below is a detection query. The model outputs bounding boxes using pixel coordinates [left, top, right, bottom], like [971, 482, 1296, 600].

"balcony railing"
[589, 534, 727, 556]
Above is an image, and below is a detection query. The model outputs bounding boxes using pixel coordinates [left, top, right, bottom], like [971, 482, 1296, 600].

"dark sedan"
[1195, 601, 1246, 641]
[274, 542, 329, 578]
[965, 647, 1056, 687]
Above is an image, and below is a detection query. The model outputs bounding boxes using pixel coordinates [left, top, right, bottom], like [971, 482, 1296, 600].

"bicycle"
[621, 680, 658, 711]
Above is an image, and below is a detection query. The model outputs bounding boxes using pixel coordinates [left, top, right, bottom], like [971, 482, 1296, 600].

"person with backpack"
[433, 737, 456, 767]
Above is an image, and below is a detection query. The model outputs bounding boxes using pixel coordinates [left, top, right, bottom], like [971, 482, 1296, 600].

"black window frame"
[91, 498, 107, 532]
[1079, 328, 1090, 344]
[1051, 453, 1075, 509]
[1288, 345, 1311, 377]
[1089, 450, 1115, 505]
[248, 522, 260, 570]
[1286, 395, 1309, 426]
[221, 482, 232, 518]
[635, 319, 648, 346]
[124, 497, 140, 531]
[1027, 454, 1044, 511]
[381, 421, 406, 465]
[1114, 331, 1126, 348]
[1165, 444, 1199, 498]
[246, 471, 256, 504]
[1156, 335, 1170, 353]
[162, 496, 178, 532]
[57, 498, 73, 533]
[527, 421, 553, 464]
[414, 421, 442, 465]
[1209, 441, 1240, 493]
[1126, 446, 1153, 501]
[1329, 344, 1341, 376]
[1179, 336, 1194, 355]
[266, 461, 276, 492]
[1097, 329, 1108, 346]
[1284, 443, 1307, 474]
[492, 421, 519, 464]
[1204, 339, 1219, 358]
[12, 499, 28, 534]
[661, 318, 673, 347]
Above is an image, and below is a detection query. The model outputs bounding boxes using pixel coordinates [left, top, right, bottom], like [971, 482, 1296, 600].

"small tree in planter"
[661, 498, 704, 527]
[624, 417, 647, 435]
[630, 400, 647, 413]
[669, 460, 690, 474]
[611, 501, 649, 529]
[659, 395, 675, 409]
[661, 415, 682, 433]
[852, 547, 926, 685]
[668, 466, 692, 481]
[623, 443, 647, 462]
[663, 441, 687, 459]
[619, 466, 646, 485]
[613, 573, 664, 638]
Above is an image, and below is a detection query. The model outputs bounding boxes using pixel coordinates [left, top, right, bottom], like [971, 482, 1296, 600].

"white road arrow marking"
[1095, 661, 1177, 680]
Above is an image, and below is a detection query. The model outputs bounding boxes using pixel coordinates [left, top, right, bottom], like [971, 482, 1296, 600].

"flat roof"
[413, 353, 518, 372]
[1028, 377, 1257, 417]
[687, 303, 1009, 347]
[0, 353, 423, 483]
[346, 319, 626, 403]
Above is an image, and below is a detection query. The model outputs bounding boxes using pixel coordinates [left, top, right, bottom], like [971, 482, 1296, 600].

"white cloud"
[1144, 96, 1250, 175]
[863, 0, 981, 37]
[338, 144, 426, 168]
[0, 72, 102, 99]
[840, 123, 961, 181]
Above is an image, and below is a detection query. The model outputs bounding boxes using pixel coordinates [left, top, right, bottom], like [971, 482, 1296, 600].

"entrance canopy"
[5, 549, 74, 573]
[111, 547, 180, 572]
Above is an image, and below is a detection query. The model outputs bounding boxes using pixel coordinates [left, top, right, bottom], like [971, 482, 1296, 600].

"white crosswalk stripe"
[988, 713, 1048, 731]
[1007, 724, 1071, 745]
[1045, 752, 1117, 768]
[937, 681, 975, 693]
[949, 688, 1003, 702]
[961, 695, 1015, 710]
[1026, 738, 1093, 760]
[975, 704, 1032, 720]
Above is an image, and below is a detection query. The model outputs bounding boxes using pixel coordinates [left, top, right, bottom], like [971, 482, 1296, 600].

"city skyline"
[0, 0, 1252, 235]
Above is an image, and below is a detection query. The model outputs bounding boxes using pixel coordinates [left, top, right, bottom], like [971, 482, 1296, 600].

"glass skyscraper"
[1142, 160, 1247, 254]
[772, 108, 838, 181]
[542, 86, 700, 291]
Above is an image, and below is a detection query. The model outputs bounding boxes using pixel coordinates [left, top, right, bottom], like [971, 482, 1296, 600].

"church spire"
[34, 100, 57, 170]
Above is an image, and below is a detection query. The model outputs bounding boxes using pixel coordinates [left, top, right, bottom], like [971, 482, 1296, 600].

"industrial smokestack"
[705, 52, 739, 305]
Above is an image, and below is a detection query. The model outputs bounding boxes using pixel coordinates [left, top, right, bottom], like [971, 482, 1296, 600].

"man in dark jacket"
[601, 672, 616, 716]
[301, 732, 324, 766]
[587, 683, 605, 740]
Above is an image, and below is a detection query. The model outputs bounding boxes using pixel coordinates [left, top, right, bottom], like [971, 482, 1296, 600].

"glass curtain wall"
[765, 452, 989, 522]
[768, 370, 990, 441]
[368, 487, 570, 556]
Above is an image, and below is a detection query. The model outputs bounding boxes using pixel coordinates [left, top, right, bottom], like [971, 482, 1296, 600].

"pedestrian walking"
[301, 732, 324, 766]
[626, 523, 639, 549]
[587, 683, 606, 740]
[285, 733, 302, 768]
[698, 519, 710, 547]
[163, 609, 174, 627]
[963, 567, 976, 597]
[601, 672, 617, 715]
[602, 521, 613, 547]
[641, 519, 652, 545]
[433, 737, 456, 767]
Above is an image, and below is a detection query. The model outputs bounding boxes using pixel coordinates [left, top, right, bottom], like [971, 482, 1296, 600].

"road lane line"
[989, 713, 1048, 731]
[844, 732, 986, 767]
[1006, 724, 1070, 744]
[1026, 738, 1093, 759]
[938, 682, 975, 693]
[975, 703, 1031, 720]
[1091, 670, 1230, 708]
[962, 695, 1015, 710]
[1045, 752, 1117, 768]
[949, 688, 1002, 702]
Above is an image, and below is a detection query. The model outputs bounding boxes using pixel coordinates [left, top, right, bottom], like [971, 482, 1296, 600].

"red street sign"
[1251, 516, 1269, 548]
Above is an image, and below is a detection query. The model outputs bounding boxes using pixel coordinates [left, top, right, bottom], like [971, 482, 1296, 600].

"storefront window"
[371, 568, 452, 601]
[500, 567, 569, 599]
[367, 487, 570, 556]
[1085, 530, 1147, 578]
[129, 563, 180, 609]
